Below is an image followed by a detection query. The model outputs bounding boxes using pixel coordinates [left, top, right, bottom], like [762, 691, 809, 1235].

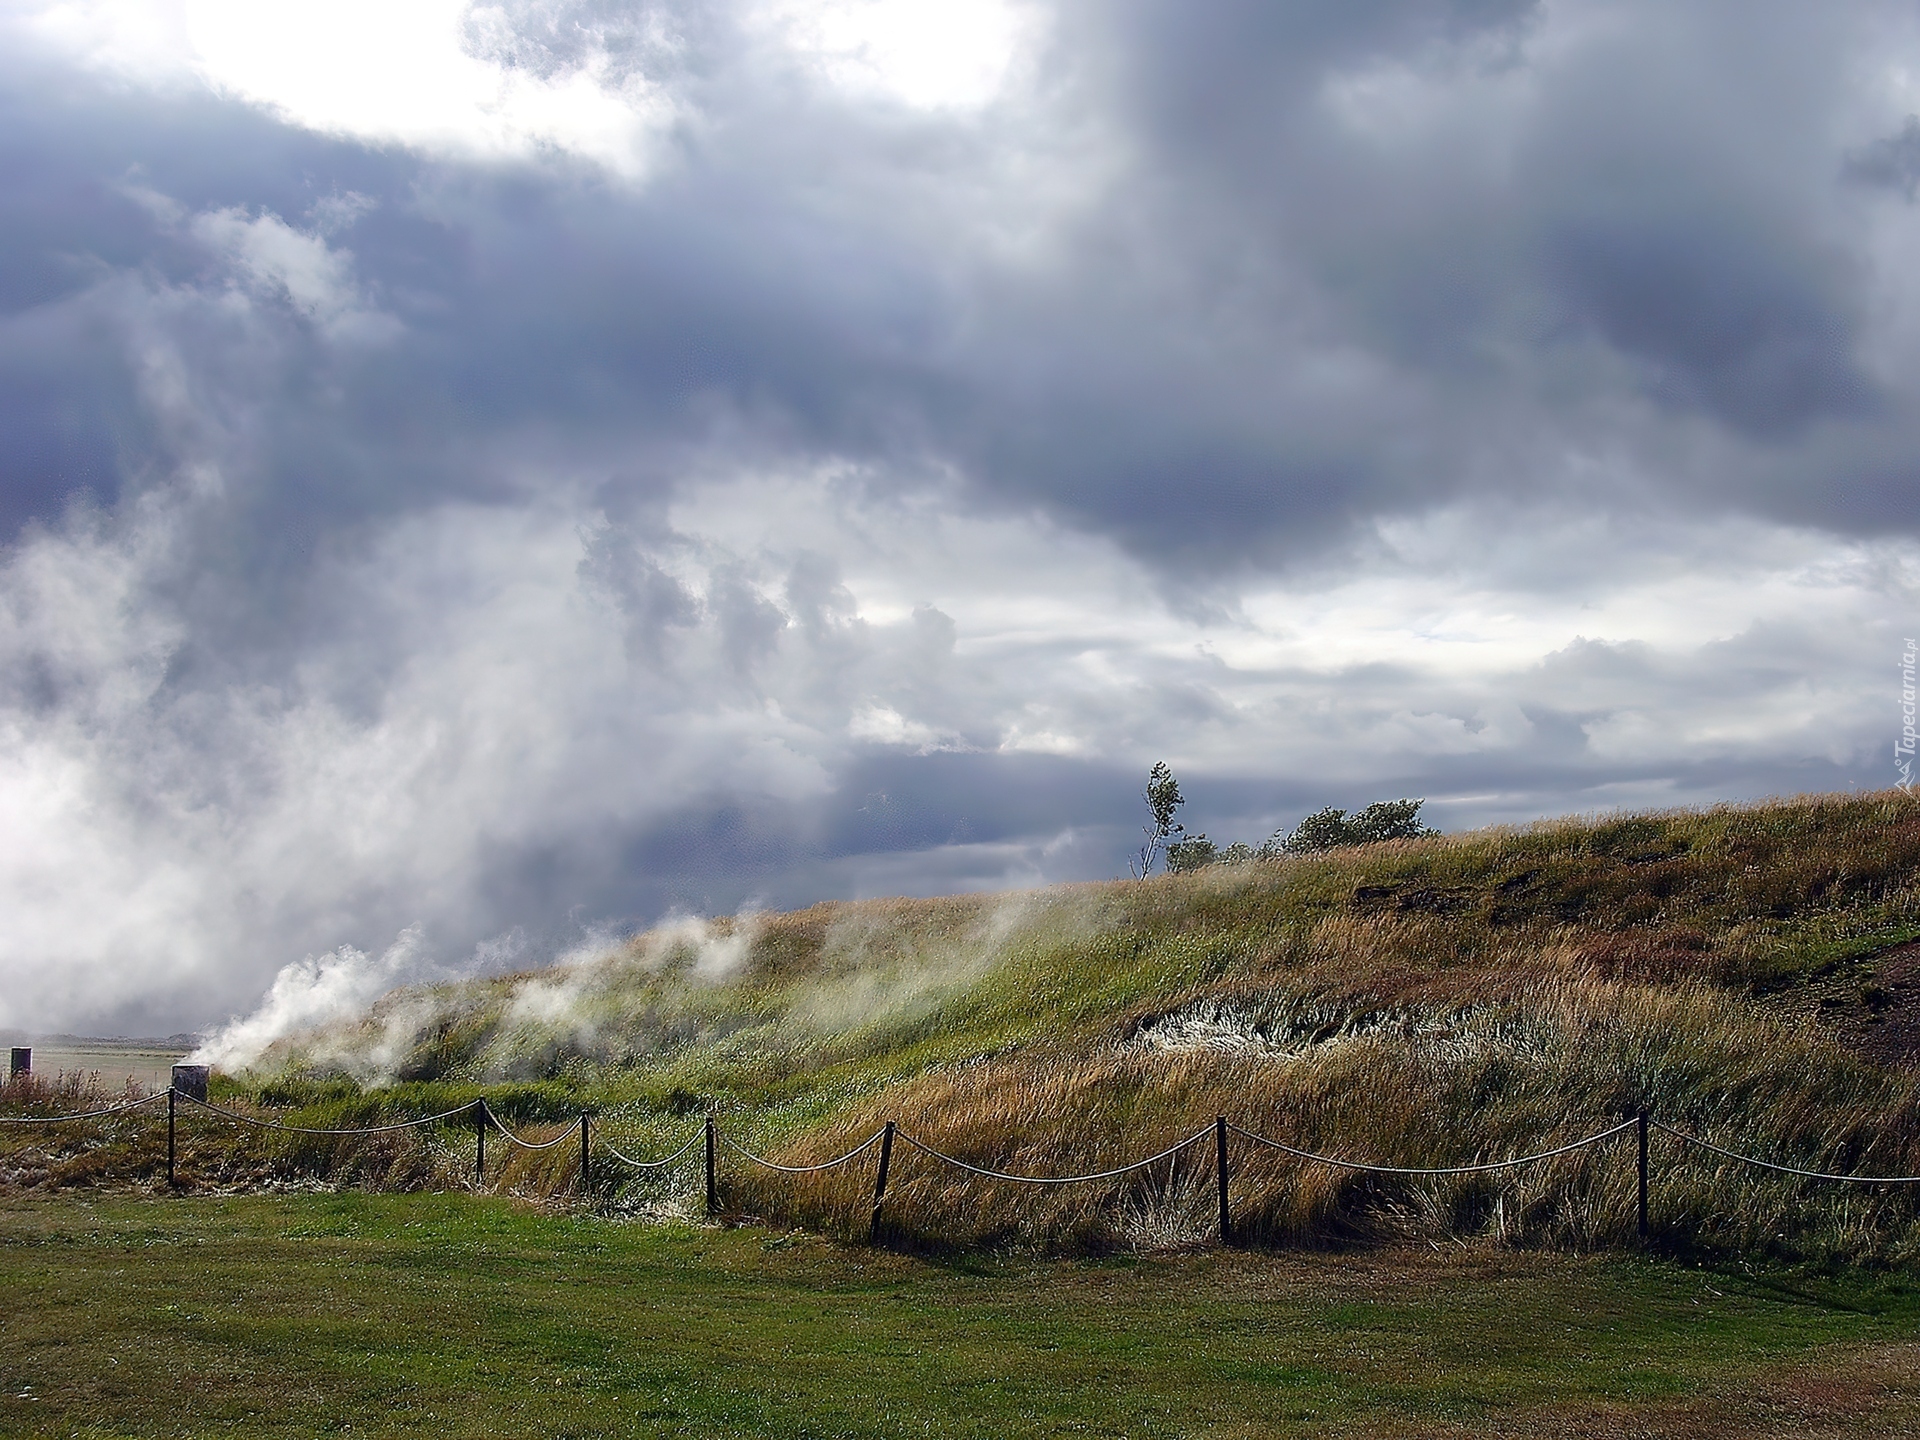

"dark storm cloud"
[1849, 115, 1920, 200]
[0, 64, 429, 524]
[991, 0, 1896, 542]
[7, 1, 1910, 566]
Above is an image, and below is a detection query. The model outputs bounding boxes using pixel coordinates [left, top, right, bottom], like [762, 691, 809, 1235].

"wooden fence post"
[166, 1086, 176, 1188]
[705, 1114, 718, 1216]
[1215, 1115, 1231, 1246]
[579, 1112, 590, 1193]
[1637, 1109, 1650, 1243]
[474, 1100, 487, 1189]
[869, 1121, 896, 1245]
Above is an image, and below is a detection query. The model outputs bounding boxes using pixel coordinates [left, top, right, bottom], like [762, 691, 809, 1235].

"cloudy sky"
[4, 0, 1919, 1035]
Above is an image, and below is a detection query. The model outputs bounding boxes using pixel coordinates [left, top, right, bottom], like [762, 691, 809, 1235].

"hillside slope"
[204, 790, 1920, 1260]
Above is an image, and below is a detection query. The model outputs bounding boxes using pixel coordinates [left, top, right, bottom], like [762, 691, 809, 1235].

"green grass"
[2, 1193, 1918, 1439]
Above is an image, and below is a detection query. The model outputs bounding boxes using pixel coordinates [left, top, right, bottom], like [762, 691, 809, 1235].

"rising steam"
[192, 926, 440, 1072]
[194, 908, 773, 1080]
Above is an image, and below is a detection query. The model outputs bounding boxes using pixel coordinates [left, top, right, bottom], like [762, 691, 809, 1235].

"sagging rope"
[1226, 1116, 1637, 1176]
[0, 1091, 169, 1123]
[486, 1109, 581, 1151]
[893, 1126, 1214, 1185]
[181, 1091, 478, 1136]
[598, 1129, 705, 1170]
[1652, 1120, 1920, 1184]
[720, 1128, 888, 1174]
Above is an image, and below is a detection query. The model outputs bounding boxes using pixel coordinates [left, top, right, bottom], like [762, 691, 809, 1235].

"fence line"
[180, 1092, 476, 1136]
[1226, 1117, 1637, 1176]
[0, 1092, 168, 1124]
[720, 1128, 888, 1174]
[599, 1130, 705, 1170]
[1651, 1120, 1920, 1185]
[7, 1091, 1920, 1245]
[892, 1126, 1213, 1185]
[484, 1108, 581, 1150]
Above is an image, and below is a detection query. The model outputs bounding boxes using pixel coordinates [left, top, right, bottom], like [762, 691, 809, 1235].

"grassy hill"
[13, 790, 1920, 1262]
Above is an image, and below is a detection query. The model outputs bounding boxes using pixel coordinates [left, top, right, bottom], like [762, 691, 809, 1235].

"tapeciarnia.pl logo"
[1900, 638, 1917, 791]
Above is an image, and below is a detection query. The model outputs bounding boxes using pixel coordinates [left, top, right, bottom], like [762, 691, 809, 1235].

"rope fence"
[1226, 1117, 1638, 1176]
[599, 1130, 705, 1171]
[485, 1107, 578, 1150]
[5, 1090, 1920, 1245]
[0, 1092, 168, 1124]
[720, 1128, 888, 1174]
[183, 1092, 476, 1136]
[1649, 1120, 1920, 1185]
[893, 1126, 1212, 1185]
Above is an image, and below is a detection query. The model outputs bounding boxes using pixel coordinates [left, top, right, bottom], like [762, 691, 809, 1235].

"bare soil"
[1785, 941, 1920, 1069]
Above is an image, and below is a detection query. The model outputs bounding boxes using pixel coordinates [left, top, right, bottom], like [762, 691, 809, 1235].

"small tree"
[1347, 799, 1433, 845]
[1176, 837, 1261, 872]
[1275, 805, 1354, 855]
[1165, 834, 1217, 873]
[1130, 761, 1186, 879]
[1274, 799, 1435, 854]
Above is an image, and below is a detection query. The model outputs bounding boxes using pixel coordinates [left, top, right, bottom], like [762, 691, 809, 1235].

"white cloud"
[755, 0, 1040, 111]
[19, 0, 677, 173]
[19, 0, 1044, 171]
[188, 206, 396, 340]
[849, 703, 968, 752]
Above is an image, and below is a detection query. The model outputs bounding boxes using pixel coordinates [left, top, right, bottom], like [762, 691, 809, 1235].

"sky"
[4, 0, 1920, 1037]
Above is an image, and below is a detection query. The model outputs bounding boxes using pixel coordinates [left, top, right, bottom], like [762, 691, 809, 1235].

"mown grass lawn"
[1, 1193, 1916, 1439]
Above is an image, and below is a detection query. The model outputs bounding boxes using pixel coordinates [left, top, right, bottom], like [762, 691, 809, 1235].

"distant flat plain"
[4, 1037, 193, 1093]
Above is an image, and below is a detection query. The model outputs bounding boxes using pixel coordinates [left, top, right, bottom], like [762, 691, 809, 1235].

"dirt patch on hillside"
[1785, 941, 1920, 1070]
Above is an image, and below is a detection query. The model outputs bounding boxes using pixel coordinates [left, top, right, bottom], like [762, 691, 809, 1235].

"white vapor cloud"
[192, 925, 433, 1071]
